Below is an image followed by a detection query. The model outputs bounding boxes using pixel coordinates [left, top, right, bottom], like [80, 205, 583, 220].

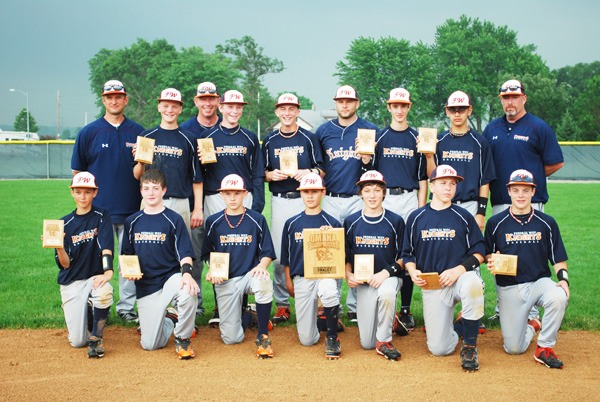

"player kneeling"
[202, 174, 276, 358]
[51, 172, 114, 358]
[281, 173, 344, 359]
[484, 170, 569, 369]
[121, 170, 199, 360]
[402, 165, 485, 371]
[344, 171, 405, 361]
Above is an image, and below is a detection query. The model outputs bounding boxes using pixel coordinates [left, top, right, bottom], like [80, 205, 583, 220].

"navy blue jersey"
[142, 126, 203, 199]
[402, 204, 485, 274]
[71, 117, 144, 223]
[56, 206, 114, 285]
[484, 208, 568, 287]
[280, 211, 342, 277]
[121, 207, 194, 299]
[344, 209, 405, 274]
[433, 130, 496, 202]
[372, 126, 427, 190]
[202, 208, 276, 279]
[180, 115, 222, 139]
[200, 125, 265, 211]
[483, 113, 563, 206]
[316, 117, 379, 195]
[262, 127, 324, 194]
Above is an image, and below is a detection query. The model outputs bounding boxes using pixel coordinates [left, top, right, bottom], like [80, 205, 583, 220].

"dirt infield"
[1, 326, 598, 401]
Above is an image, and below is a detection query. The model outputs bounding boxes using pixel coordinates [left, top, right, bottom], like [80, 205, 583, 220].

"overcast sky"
[1, 0, 599, 130]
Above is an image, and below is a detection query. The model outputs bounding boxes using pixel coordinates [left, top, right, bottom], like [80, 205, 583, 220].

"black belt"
[326, 192, 354, 198]
[387, 187, 412, 195]
[273, 191, 301, 199]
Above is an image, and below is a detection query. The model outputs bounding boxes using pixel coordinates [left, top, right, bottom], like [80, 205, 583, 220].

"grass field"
[0, 180, 597, 330]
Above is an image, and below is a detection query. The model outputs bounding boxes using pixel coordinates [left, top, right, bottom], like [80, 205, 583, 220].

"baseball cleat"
[208, 308, 220, 328]
[487, 312, 500, 322]
[394, 313, 409, 337]
[272, 307, 291, 325]
[346, 312, 358, 323]
[528, 318, 542, 334]
[256, 334, 273, 358]
[325, 336, 341, 359]
[118, 311, 139, 324]
[534, 346, 563, 369]
[460, 344, 480, 372]
[398, 309, 415, 331]
[174, 337, 195, 360]
[376, 341, 401, 361]
[87, 336, 105, 358]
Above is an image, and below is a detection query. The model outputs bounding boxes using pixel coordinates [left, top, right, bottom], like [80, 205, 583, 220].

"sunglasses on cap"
[103, 84, 125, 92]
[510, 173, 534, 183]
[197, 88, 217, 95]
[499, 84, 524, 93]
[446, 106, 469, 114]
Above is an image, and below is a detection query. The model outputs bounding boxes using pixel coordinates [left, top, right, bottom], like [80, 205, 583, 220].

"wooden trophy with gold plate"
[303, 228, 345, 279]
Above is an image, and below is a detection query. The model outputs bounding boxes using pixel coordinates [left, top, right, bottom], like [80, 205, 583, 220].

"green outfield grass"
[0, 180, 597, 330]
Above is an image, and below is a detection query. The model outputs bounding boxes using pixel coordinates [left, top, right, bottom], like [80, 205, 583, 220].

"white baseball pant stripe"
[356, 277, 400, 349]
[293, 277, 339, 346]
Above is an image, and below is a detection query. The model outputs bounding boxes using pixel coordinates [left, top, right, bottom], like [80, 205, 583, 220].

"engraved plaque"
[135, 136, 155, 164]
[419, 272, 442, 290]
[490, 254, 518, 276]
[43, 219, 64, 248]
[303, 228, 345, 279]
[356, 129, 376, 155]
[198, 138, 217, 164]
[279, 149, 298, 176]
[119, 255, 143, 280]
[417, 127, 437, 154]
[209, 252, 230, 280]
[354, 254, 374, 282]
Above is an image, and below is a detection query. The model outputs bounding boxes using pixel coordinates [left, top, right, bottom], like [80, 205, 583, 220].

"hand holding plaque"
[119, 255, 143, 280]
[417, 127, 437, 154]
[135, 136, 155, 164]
[354, 254, 374, 282]
[209, 252, 230, 280]
[198, 138, 217, 164]
[418, 272, 442, 290]
[279, 149, 298, 176]
[356, 129, 376, 155]
[43, 220, 64, 248]
[489, 253, 518, 276]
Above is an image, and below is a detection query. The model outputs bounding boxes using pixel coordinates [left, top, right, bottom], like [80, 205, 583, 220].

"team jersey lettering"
[383, 147, 414, 158]
[154, 145, 183, 157]
[421, 228, 456, 240]
[355, 235, 390, 246]
[513, 135, 529, 142]
[216, 145, 248, 155]
[275, 146, 305, 156]
[442, 150, 474, 161]
[505, 231, 542, 243]
[125, 141, 136, 148]
[71, 228, 98, 245]
[219, 234, 253, 244]
[134, 231, 167, 242]
[325, 147, 360, 161]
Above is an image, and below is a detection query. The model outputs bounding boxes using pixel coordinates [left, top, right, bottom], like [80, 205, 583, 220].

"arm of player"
[440, 253, 484, 287]
[553, 261, 570, 300]
[93, 250, 114, 289]
[250, 257, 272, 280]
[369, 269, 390, 289]
[266, 169, 289, 182]
[190, 182, 203, 229]
[284, 265, 295, 298]
[545, 162, 564, 177]
[475, 184, 490, 231]
[180, 257, 199, 295]
[54, 235, 70, 269]
[405, 262, 427, 288]
[424, 153, 436, 177]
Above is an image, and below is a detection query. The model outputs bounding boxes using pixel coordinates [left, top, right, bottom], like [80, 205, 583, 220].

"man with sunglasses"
[71, 79, 145, 324]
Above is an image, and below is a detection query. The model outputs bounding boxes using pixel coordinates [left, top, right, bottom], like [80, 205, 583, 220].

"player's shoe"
[534, 346, 563, 369]
[118, 311, 139, 324]
[174, 336, 195, 360]
[325, 336, 341, 359]
[87, 336, 105, 358]
[398, 308, 415, 331]
[255, 334, 273, 358]
[376, 341, 401, 361]
[487, 312, 500, 322]
[394, 313, 409, 337]
[528, 318, 542, 334]
[272, 307, 291, 325]
[208, 308, 220, 328]
[86, 300, 93, 334]
[460, 344, 480, 372]
[346, 312, 358, 323]
[245, 304, 274, 331]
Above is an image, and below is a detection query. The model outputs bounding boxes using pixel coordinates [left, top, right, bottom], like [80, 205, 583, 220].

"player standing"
[402, 165, 485, 371]
[344, 171, 404, 360]
[263, 93, 324, 325]
[484, 169, 569, 368]
[52, 172, 114, 358]
[71, 79, 144, 324]
[121, 169, 199, 359]
[202, 174, 276, 358]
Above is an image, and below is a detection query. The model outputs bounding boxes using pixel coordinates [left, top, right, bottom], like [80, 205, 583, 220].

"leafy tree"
[555, 61, 600, 98]
[518, 72, 570, 131]
[556, 110, 581, 141]
[13, 108, 39, 133]
[573, 75, 600, 141]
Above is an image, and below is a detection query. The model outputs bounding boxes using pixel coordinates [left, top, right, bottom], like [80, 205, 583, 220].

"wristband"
[460, 255, 480, 272]
[102, 254, 113, 272]
[477, 196, 488, 216]
[557, 269, 569, 286]
[383, 262, 402, 277]
[181, 263, 193, 276]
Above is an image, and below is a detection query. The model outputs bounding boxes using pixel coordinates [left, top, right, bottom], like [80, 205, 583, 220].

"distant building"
[269, 109, 337, 132]
[0, 130, 40, 141]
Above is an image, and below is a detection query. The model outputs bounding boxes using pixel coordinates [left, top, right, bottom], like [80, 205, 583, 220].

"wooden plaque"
[198, 138, 217, 164]
[356, 128, 376, 155]
[354, 254, 374, 282]
[119, 255, 143, 280]
[417, 127, 437, 154]
[418, 272, 442, 290]
[490, 254, 518, 276]
[209, 252, 230, 280]
[135, 136, 155, 164]
[43, 219, 64, 248]
[279, 149, 298, 176]
[303, 228, 345, 279]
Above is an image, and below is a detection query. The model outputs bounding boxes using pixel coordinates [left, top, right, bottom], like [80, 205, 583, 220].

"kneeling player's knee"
[93, 284, 114, 309]
[378, 288, 396, 305]
[317, 280, 339, 307]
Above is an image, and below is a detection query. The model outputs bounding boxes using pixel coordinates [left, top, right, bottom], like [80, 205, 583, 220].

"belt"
[387, 187, 412, 195]
[273, 191, 301, 199]
[326, 192, 354, 198]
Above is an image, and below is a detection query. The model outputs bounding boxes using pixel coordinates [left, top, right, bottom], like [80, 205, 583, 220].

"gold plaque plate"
[198, 138, 217, 164]
[354, 254, 374, 282]
[417, 127, 437, 154]
[135, 136, 155, 164]
[119, 255, 143, 280]
[43, 219, 64, 248]
[303, 228, 346, 279]
[209, 252, 230, 280]
[356, 129, 376, 155]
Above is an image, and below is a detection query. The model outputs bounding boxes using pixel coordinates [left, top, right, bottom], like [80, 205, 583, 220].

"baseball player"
[71, 79, 144, 324]
[371, 87, 428, 334]
[201, 174, 276, 358]
[51, 172, 114, 358]
[121, 169, 199, 360]
[281, 173, 344, 359]
[263, 93, 324, 325]
[316, 84, 379, 321]
[484, 169, 569, 369]
[402, 165, 485, 371]
[198, 89, 265, 217]
[180, 82, 222, 321]
[344, 171, 405, 360]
